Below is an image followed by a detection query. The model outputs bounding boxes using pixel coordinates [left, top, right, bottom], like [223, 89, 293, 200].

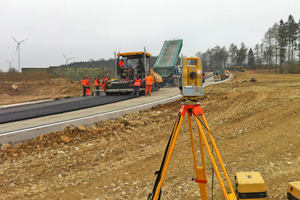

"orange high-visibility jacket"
[134, 79, 141, 87]
[82, 79, 87, 86]
[95, 79, 100, 86]
[86, 80, 90, 87]
[102, 77, 108, 83]
[145, 76, 154, 83]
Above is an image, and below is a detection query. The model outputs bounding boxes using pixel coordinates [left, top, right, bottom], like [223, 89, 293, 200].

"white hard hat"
[119, 56, 123, 60]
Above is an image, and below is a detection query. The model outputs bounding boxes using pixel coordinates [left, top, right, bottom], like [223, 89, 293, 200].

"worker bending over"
[101, 76, 109, 95]
[131, 75, 141, 97]
[82, 77, 87, 96]
[85, 77, 90, 96]
[145, 73, 154, 96]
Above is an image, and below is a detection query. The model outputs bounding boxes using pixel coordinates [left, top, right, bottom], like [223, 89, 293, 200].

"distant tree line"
[196, 14, 300, 74]
[61, 56, 159, 69]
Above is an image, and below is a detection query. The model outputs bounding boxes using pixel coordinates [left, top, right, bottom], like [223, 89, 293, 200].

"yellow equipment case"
[287, 181, 300, 200]
[235, 172, 267, 200]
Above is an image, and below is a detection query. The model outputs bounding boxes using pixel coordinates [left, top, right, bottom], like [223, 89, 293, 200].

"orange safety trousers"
[102, 84, 106, 92]
[146, 85, 152, 95]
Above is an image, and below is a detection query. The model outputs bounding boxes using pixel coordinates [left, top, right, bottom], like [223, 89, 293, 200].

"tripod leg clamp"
[192, 178, 207, 184]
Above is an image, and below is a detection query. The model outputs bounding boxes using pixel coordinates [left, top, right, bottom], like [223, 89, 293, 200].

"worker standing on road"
[82, 77, 87, 96]
[86, 77, 90, 96]
[145, 73, 154, 96]
[95, 76, 100, 96]
[131, 75, 141, 97]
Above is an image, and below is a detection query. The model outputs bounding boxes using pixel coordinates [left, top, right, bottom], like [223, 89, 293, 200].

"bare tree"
[272, 23, 279, 72]
[263, 28, 274, 72]
[8, 67, 19, 73]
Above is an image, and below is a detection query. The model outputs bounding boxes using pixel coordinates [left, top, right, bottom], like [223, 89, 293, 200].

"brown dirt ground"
[0, 70, 300, 199]
[0, 73, 88, 105]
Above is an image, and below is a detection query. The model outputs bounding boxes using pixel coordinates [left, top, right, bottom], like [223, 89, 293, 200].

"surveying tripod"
[148, 101, 237, 200]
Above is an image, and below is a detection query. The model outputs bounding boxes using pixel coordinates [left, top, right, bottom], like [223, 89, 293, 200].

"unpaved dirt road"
[1, 70, 300, 199]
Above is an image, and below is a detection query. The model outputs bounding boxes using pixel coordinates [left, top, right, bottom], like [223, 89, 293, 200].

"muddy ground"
[0, 70, 300, 199]
[0, 73, 84, 105]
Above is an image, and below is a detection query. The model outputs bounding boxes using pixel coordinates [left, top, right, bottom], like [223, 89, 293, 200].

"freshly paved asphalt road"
[0, 73, 216, 126]
[0, 95, 132, 124]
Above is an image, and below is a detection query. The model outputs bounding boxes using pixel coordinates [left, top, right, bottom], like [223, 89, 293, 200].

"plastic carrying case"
[235, 172, 267, 200]
[287, 181, 300, 200]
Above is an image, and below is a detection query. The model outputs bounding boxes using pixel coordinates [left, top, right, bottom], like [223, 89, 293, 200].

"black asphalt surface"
[205, 73, 214, 79]
[0, 74, 214, 125]
[0, 95, 132, 124]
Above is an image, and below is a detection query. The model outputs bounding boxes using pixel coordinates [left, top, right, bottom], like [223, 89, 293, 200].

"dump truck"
[105, 50, 162, 94]
[153, 39, 183, 87]
[213, 69, 226, 82]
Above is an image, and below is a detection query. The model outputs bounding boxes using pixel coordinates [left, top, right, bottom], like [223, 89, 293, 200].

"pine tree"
[247, 48, 255, 67]
[287, 15, 299, 64]
[254, 44, 261, 66]
[278, 19, 288, 73]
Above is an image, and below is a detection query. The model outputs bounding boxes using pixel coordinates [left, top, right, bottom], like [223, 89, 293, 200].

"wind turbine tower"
[11, 36, 28, 72]
[5, 59, 15, 70]
[62, 53, 75, 65]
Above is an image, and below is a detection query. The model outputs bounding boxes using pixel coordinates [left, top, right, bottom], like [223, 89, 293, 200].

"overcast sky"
[1, 0, 300, 72]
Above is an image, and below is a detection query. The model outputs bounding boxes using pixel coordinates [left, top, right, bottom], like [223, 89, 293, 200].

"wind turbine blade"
[11, 36, 17, 43]
[62, 53, 67, 59]
[20, 39, 28, 43]
[5, 59, 9, 62]
[15, 44, 19, 54]
[69, 57, 75, 59]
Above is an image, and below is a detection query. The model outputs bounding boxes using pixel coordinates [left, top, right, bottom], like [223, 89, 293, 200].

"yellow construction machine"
[234, 66, 245, 73]
[105, 50, 162, 94]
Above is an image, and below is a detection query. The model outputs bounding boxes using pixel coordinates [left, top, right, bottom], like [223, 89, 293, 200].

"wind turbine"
[5, 59, 15, 70]
[11, 36, 28, 72]
[62, 53, 75, 65]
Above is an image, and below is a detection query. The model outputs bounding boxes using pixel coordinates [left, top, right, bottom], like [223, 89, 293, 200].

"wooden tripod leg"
[153, 115, 184, 200]
[188, 114, 208, 199]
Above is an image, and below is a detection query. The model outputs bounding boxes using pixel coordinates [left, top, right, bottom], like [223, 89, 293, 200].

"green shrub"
[287, 65, 300, 74]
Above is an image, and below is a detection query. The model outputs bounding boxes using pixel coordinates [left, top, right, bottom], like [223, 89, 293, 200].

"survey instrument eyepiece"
[180, 56, 204, 101]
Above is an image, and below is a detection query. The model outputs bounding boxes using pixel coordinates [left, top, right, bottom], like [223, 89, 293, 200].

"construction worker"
[86, 77, 90, 96]
[95, 76, 100, 96]
[131, 75, 141, 97]
[119, 57, 124, 67]
[102, 75, 108, 83]
[119, 56, 128, 68]
[101, 76, 108, 95]
[145, 73, 154, 96]
[82, 77, 87, 96]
